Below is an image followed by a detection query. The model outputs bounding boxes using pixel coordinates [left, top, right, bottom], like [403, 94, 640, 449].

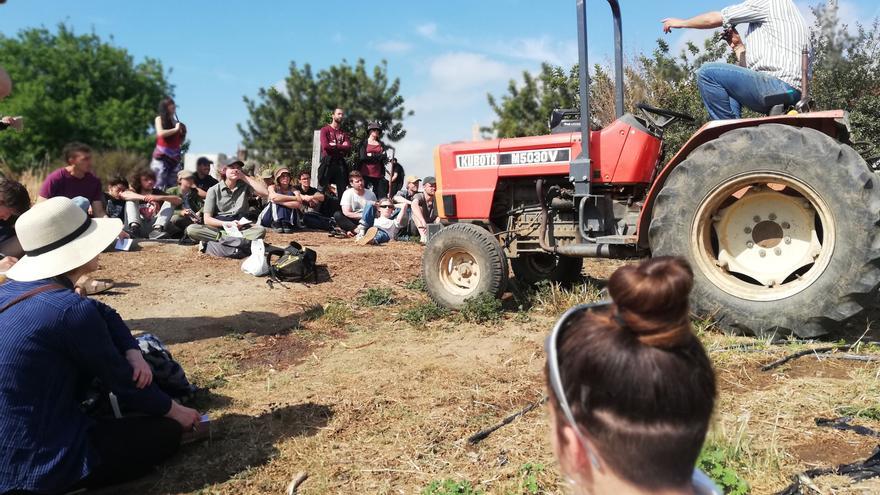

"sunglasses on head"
[545, 301, 613, 470]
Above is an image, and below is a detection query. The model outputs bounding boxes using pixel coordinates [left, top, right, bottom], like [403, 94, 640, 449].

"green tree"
[0, 24, 172, 171]
[238, 59, 411, 166]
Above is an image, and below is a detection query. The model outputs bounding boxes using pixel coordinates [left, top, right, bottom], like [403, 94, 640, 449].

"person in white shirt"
[333, 171, 377, 236]
[355, 197, 407, 245]
[662, 0, 808, 120]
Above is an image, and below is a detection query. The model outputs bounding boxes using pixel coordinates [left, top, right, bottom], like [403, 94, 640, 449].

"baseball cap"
[423, 176, 436, 185]
[260, 167, 275, 179]
[406, 175, 420, 184]
[177, 169, 195, 180]
[224, 159, 244, 169]
[196, 156, 213, 167]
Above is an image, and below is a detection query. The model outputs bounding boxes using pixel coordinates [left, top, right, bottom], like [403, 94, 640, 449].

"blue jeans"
[697, 63, 800, 120]
[359, 203, 391, 244]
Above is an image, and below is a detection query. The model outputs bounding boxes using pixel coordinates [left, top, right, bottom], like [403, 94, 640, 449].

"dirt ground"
[85, 232, 880, 494]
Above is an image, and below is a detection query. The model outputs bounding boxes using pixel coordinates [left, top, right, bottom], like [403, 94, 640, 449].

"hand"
[143, 194, 156, 203]
[662, 18, 686, 33]
[0, 256, 18, 272]
[725, 28, 744, 49]
[117, 231, 130, 240]
[125, 349, 153, 388]
[0, 116, 12, 125]
[166, 401, 201, 431]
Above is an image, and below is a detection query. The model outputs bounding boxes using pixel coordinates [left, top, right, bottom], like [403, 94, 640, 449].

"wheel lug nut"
[744, 227, 752, 234]
[769, 213, 777, 221]
[781, 222, 790, 229]
[746, 241, 754, 248]
[774, 248, 782, 255]
[784, 236, 791, 244]
[753, 215, 761, 223]
[759, 249, 766, 257]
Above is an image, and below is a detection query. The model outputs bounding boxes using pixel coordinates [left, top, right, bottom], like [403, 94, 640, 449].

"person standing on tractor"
[318, 108, 352, 200]
[662, 0, 808, 120]
[358, 121, 389, 199]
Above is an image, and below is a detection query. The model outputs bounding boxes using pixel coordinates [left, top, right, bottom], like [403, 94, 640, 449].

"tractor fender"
[636, 110, 851, 248]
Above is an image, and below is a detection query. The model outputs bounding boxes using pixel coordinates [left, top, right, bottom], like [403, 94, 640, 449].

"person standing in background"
[317, 108, 351, 200]
[358, 121, 388, 199]
[151, 97, 186, 190]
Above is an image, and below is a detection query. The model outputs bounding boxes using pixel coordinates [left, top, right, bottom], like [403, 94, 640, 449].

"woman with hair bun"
[545, 256, 721, 494]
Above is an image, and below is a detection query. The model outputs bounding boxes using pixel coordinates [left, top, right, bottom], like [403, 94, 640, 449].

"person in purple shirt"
[0, 197, 201, 495]
[38, 142, 106, 217]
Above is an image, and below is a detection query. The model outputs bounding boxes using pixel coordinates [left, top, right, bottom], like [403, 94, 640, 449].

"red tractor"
[422, 0, 880, 338]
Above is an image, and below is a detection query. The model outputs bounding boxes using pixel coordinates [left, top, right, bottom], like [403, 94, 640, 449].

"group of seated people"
[98, 154, 439, 249]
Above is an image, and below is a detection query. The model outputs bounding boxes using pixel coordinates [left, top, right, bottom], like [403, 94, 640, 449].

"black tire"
[423, 223, 509, 309]
[649, 124, 880, 338]
[510, 253, 584, 285]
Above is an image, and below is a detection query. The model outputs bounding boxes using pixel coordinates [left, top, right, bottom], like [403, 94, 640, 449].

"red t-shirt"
[39, 167, 103, 204]
[320, 125, 351, 159]
[361, 143, 384, 178]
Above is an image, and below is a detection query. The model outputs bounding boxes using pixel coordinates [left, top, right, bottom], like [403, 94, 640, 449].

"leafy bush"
[421, 479, 483, 495]
[403, 277, 427, 292]
[697, 442, 750, 495]
[400, 301, 450, 325]
[837, 405, 880, 421]
[460, 294, 503, 324]
[357, 287, 394, 307]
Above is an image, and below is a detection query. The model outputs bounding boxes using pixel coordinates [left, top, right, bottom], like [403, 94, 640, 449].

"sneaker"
[420, 234, 428, 244]
[148, 226, 169, 240]
[178, 237, 198, 246]
[356, 226, 379, 245]
[198, 241, 206, 253]
[271, 221, 284, 233]
[281, 222, 294, 234]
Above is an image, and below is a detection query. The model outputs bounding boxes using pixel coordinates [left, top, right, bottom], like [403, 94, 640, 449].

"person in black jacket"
[357, 121, 390, 199]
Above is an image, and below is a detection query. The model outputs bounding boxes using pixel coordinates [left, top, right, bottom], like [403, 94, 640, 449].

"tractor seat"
[763, 89, 801, 116]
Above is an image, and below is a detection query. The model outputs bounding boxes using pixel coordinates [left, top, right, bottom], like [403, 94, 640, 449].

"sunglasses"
[545, 301, 612, 470]
[378, 204, 394, 209]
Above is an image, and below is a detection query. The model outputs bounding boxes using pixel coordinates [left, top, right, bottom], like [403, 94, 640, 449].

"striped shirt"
[0, 280, 171, 493]
[721, 0, 808, 89]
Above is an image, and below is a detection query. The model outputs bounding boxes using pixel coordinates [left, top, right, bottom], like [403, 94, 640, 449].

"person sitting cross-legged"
[355, 197, 408, 246]
[0, 197, 202, 495]
[332, 171, 377, 237]
[293, 170, 330, 231]
[185, 160, 269, 243]
[120, 167, 181, 240]
[260, 167, 300, 233]
[164, 169, 204, 239]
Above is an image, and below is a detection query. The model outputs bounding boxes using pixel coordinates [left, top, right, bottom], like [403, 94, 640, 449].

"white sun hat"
[7, 196, 122, 282]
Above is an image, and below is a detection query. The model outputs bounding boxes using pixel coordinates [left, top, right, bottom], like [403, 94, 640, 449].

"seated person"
[410, 176, 440, 244]
[293, 170, 330, 231]
[38, 142, 107, 217]
[194, 156, 218, 198]
[165, 170, 204, 238]
[355, 197, 408, 246]
[662, 1, 808, 119]
[104, 176, 129, 222]
[0, 197, 201, 495]
[332, 171, 377, 236]
[120, 168, 181, 239]
[185, 160, 269, 243]
[392, 175, 420, 207]
[0, 178, 30, 272]
[259, 167, 300, 234]
[389, 157, 405, 197]
[545, 257, 719, 494]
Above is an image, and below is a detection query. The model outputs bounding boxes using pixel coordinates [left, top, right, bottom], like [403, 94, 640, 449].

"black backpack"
[266, 241, 317, 283]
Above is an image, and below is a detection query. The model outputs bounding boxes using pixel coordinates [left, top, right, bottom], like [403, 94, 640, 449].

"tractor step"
[593, 235, 637, 245]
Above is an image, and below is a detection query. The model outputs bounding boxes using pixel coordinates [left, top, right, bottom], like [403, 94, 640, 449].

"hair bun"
[607, 257, 694, 348]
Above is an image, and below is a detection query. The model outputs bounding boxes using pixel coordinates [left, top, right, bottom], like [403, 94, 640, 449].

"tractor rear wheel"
[650, 124, 880, 338]
[423, 223, 509, 309]
[510, 253, 583, 285]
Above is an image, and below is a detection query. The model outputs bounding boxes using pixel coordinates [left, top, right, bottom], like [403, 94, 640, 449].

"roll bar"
[571, 0, 624, 198]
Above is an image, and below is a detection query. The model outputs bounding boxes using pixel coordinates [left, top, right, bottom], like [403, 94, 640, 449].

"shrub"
[460, 294, 503, 324]
[400, 301, 450, 325]
[404, 277, 427, 292]
[322, 300, 352, 326]
[697, 442, 750, 495]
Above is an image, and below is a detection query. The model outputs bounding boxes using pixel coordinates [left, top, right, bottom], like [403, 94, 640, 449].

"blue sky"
[2, 0, 876, 178]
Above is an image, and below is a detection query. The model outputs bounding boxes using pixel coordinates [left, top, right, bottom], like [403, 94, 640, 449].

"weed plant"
[358, 287, 394, 307]
[460, 294, 503, 324]
[403, 277, 427, 292]
[421, 479, 482, 495]
[697, 441, 751, 495]
[323, 300, 352, 326]
[400, 301, 449, 325]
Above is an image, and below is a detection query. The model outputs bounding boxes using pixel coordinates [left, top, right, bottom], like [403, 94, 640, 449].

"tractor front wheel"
[423, 223, 509, 309]
[650, 124, 880, 338]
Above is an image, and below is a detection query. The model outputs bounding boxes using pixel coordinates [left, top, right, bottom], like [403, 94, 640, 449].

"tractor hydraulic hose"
[536, 179, 556, 254]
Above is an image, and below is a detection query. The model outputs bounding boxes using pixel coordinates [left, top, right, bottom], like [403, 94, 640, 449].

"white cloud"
[416, 22, 438, 40]
[671, 29, 717, 58]
[493, 36, 579, 66]
[428, 52, 516, 92]
[375, 40, 413, 54]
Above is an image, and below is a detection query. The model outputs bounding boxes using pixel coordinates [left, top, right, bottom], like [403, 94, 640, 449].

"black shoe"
[148, 227, 169, 240]
[281, 222, 294, 234]
[178, 237, 198, 246]
[271, 221, 284, 233]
